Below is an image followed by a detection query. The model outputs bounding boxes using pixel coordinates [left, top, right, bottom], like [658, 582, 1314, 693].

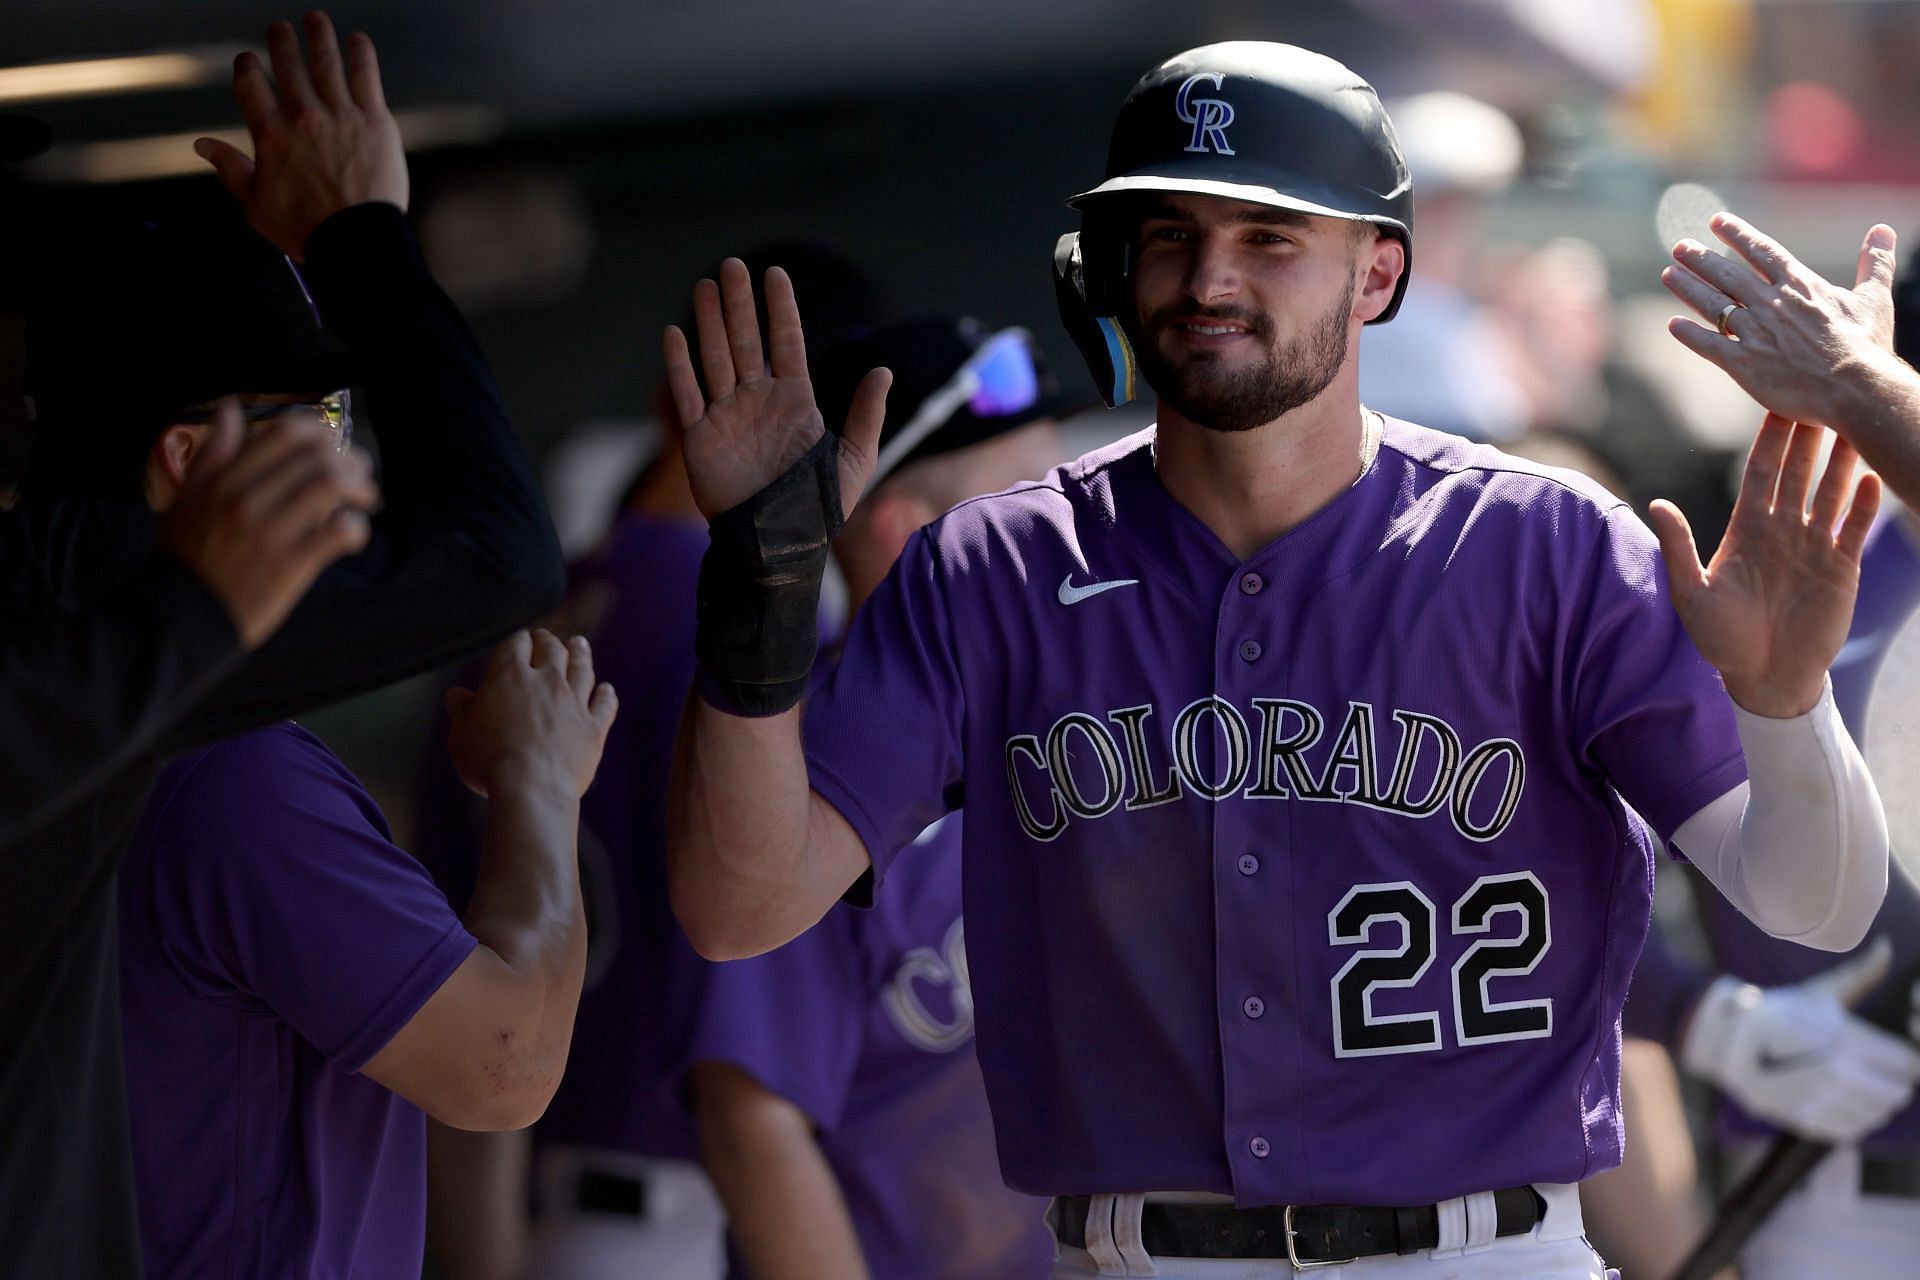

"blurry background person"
[416, 244, 879, 1280]
[1356, 90, 1530, 442]
[0, 14, 565, 1275]
[677, 312, 1072, 1280]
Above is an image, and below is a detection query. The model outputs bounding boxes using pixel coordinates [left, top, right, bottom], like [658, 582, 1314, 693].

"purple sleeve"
[672, 915, 866, 1130]
[144, 728, 478, 1073]
[804, 530, 966, 891]
[1573, 507, 1749, 840]
[1621, 918, 1714, 1050]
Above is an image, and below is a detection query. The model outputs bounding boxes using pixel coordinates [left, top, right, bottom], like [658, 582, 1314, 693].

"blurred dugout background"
[0, 0, 1914, 952]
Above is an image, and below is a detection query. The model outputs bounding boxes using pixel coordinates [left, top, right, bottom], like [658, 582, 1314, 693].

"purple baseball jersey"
[674, 814, 1053, 1279]
[1634, 515, 1920, 1150]
[802, 420, 1748, 1207]
[119, 722, 476, 1278]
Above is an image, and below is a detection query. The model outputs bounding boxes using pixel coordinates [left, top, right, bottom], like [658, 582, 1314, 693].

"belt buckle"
[1283, 1204, 1353, 1271]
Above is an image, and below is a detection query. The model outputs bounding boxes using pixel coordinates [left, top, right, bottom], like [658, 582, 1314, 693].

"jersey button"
[1243, 996, 1265, 1019]
[1238, 640, 1262, 663]
[1250, 1136, 1271, 1158]
[1237, 854, 1260, 876]
[1240, 572, 1264, 595]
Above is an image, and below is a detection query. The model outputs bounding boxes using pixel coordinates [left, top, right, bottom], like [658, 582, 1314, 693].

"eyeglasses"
[870, 329, 1041, 484]
[180, 389, 354, 454]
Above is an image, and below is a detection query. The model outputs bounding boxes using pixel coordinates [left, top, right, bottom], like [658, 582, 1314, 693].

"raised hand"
[195, 12, 407, 260]
[1662, 213, 1902, 429]
[445, 630, 618, 801]
[663, 258, 891, 521]
[158, 402, 378, 648]
[1650, 414, 1881, 718]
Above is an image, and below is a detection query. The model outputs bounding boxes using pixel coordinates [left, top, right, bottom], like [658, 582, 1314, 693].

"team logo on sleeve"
[1175, 72, 1236, 155]
[1003, 695, 1524, 843]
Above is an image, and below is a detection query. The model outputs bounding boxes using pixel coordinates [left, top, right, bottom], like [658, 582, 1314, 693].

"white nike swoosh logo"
[1057, 574, 1140, 605]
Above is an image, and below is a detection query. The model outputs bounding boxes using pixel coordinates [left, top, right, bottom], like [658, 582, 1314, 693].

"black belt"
[574, 1167, 648, 1218]
[1862, 1153, 1920, 1199]
[1049, 1187, 1546, 1266]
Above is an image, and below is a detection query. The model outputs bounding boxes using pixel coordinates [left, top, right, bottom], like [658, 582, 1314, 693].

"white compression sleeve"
[1670, 680, 1888, 953]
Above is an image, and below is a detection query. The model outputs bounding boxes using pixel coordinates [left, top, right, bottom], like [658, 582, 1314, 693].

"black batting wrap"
[694, 433, 844, 717]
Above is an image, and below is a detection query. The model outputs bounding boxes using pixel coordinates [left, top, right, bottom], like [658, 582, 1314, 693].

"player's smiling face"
[1129, 194, 1374, 433]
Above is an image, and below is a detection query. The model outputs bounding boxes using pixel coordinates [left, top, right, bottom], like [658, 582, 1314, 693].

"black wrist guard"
[694, 433, 843, 717]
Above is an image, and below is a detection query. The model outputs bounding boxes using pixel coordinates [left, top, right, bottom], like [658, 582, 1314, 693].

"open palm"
[664, 258, 891, 521]
[1651, 414, 1880, 718]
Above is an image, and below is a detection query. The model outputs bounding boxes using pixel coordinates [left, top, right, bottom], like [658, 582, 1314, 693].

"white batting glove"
[1681, 938, 1920, 1143]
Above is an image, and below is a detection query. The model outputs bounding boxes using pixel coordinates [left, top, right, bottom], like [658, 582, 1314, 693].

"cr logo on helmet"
[1175, 72, 1236, 155]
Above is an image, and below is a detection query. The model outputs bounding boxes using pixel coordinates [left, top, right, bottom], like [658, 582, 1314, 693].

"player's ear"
[1352, 232, 1404, 324]
[145, 422, 209, 510]
[867, 489, 938, 566]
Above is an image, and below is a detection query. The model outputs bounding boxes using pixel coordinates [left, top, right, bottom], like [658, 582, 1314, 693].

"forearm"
[463, 780, 588, 1084]
[303, 204, 561, 578]
[698, 1084, 869, 1280]
[668, 693, 853, 960]
[1824, 352, 1920, 511]
[1673, 682, 1888, 950]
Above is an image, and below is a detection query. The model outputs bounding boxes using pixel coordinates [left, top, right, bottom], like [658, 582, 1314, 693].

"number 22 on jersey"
[1328, 871, 1551, 1058]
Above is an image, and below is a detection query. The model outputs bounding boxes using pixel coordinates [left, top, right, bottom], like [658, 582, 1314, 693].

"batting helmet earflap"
[1054, 42, 1415, 407]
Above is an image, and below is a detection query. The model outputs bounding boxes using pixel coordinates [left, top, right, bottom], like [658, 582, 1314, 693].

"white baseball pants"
[1738, 1147, 1920, 1280]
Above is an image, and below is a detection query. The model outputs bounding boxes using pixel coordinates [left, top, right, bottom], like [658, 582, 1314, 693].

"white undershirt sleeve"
[1670, 679, 1889, 953]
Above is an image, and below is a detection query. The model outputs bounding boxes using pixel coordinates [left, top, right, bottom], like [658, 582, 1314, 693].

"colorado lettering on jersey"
[1003, 695, 1524, 843]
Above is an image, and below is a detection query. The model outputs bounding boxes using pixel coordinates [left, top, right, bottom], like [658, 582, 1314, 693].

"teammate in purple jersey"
[676, 316, 1067, 1280]
[118, 631, 614, 1278]
[664, 43, 1890, 1278]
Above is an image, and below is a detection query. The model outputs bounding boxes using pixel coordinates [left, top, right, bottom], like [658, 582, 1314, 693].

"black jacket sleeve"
[0, 529, 242, 843]
[159, 202, 566, 748]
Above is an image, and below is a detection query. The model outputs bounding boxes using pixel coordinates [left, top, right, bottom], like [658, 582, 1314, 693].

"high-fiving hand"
[445, 630, 618, 802]
[1649, 415, 1880, 718]
[195, 11, 408, 260]
[1662, 214, 1901, 430]
[663, 258, 891, 522]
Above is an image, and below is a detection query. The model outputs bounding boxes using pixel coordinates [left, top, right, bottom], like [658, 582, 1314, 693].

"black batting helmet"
[1054, 42, 1414, 406]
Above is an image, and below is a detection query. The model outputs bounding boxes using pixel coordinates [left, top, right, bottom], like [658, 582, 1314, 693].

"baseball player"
[664, 42, 1889, 1279]
[676, 315, 1069, 1280]
[119, 630, 613, 1278]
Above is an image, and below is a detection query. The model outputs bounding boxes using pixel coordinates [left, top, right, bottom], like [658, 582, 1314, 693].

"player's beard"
[1135, 274, 1355, 434]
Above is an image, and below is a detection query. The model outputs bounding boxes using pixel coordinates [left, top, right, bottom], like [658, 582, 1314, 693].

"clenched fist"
[445, 630, 618, 802]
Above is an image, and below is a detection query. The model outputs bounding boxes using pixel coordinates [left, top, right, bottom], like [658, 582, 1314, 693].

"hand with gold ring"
[1660, 212, 1902, 430]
